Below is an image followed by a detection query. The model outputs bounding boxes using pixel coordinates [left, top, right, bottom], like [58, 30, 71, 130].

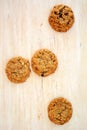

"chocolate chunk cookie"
[48, 4, 74, 32]
[31, 49, 58, 77]
[48, 97, 73, 125]
[6, 57, 31, 83]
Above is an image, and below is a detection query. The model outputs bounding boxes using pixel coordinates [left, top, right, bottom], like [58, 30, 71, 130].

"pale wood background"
[0, 0, 87, 130]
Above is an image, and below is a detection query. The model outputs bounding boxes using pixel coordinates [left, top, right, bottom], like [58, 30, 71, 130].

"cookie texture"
[48, 4, 74, 32]
[48, 97, 73, 125]
[31, 49, 58, 77]
[6, 57, 31, 83]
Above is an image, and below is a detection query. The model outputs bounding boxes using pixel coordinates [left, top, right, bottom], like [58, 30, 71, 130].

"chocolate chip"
[54, 11, 58, 15]
[64, 12, 68, 15]
[59, 12, 62, 17]
[53, 103, 56, 106]
[67, 20, 70, 25]
[41, 73, 44, 77]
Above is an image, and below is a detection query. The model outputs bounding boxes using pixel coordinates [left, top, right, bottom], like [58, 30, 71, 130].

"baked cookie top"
[48, 97, 73, 125]
[48, 4, 74, 32]
[31, 49, 58, 77]
[5, 57, 31, 83]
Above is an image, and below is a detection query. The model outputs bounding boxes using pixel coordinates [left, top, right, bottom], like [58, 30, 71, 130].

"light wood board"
[0, 0, 87, 130]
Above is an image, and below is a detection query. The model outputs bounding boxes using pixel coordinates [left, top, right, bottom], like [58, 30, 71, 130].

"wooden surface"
[0, 0, 87, 130]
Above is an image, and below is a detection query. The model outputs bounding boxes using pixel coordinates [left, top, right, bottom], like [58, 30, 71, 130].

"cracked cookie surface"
[6, 57, 31, 83]
[48, 97, 73, 125]
[48, 4, 74, 32]
[31, 49, 58, 77]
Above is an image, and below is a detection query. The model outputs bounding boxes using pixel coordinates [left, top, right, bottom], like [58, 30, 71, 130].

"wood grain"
[0, 0, 87, 130]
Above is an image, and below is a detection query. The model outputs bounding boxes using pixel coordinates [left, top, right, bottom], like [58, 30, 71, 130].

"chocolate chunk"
[64, 12, 68, 15]
[54, 11, 57, 15]
[59, 12, 62, 17]
[41, 73, 44, 77]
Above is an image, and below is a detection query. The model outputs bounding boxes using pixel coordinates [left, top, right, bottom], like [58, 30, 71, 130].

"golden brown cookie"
[5, 57, 31, 83]
[48, 4, 74, 32]
[31, 49, 58, 77]
[48, 97, 73, 125]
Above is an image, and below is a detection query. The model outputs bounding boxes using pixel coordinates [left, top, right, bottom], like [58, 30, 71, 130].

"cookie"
[48, 4, 74, 32]
[31, 49, 58, 77]
[48, 97, 73, 125]
[5, 57, 31, 83]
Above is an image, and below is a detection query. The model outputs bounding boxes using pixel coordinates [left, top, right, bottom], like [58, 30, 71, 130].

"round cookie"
[6, 57, 31, 83]
[48, 4, 74, 32]
[48, 97, 73, 125]
[31, 49, 58, 77]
